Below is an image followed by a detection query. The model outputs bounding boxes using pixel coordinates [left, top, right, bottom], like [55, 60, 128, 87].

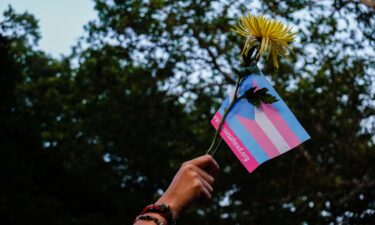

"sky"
[0, 0, 96, 57]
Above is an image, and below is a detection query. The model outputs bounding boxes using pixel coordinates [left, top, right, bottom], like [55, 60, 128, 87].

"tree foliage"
[0, 1, 374, 224]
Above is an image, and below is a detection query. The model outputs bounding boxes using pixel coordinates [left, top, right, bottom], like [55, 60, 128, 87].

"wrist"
[134, 203, 176, 225]
[155, 195, 180, 219]
[142, 212, 168, 225]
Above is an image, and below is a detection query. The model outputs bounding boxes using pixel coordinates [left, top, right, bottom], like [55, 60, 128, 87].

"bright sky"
[0, 0, 96, 57]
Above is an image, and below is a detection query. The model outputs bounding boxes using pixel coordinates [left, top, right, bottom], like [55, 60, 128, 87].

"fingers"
[196, 176, 213, 199]
[200, 185, 212, 199]
[178, 155, 219, 201]
[192, 167, 214, 199]
[187, 155, 220, 176]
[199, 176, 213, 193]
[180, 162, 214, 200]
[180, 163, 214, 187]
[191, 165, 214, 185]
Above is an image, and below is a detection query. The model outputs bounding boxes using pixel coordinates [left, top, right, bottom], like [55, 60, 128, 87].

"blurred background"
[0, 0, 374, 224]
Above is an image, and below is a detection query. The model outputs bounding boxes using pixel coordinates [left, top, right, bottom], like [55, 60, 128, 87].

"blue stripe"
[251, 75, 310, 142]
[218, 97, 229, 115]
[228, 99, 255, 120]
[227, 115, 269, 163]
[219, 77, 256, 120]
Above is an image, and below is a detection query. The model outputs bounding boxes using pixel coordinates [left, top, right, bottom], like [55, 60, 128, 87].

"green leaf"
[243, 87, 278, 108]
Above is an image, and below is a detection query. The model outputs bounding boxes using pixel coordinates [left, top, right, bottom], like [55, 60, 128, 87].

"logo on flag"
[211, 74, 310, 173]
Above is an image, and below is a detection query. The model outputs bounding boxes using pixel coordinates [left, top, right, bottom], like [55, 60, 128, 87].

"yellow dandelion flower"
[232, 13, 296, 68]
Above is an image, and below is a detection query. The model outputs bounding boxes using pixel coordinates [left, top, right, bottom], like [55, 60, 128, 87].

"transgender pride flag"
[211, 74, 310, 173]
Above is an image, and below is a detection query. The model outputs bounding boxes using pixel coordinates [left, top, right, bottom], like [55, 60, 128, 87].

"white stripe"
[255, 108, 290, 153]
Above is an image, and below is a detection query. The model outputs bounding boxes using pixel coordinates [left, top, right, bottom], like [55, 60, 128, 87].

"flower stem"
[211, 138, 223, 158]
[206, 76, 242, 155]
[206, 47, 259, 157]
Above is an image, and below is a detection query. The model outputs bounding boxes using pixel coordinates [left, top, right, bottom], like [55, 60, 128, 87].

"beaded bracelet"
[140, 204, 176, 225]
[134, 215, 164, 225]
[134, 204, 176, 225]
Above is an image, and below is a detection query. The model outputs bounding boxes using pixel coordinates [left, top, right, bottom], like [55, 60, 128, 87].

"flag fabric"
[211, 73, 310, 173]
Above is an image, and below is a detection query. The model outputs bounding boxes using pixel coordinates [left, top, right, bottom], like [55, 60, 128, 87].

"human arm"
[133, 155, 219, 225]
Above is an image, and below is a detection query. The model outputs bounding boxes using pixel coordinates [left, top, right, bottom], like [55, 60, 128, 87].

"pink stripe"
[236, 115, 280, 158]
[260, 104, 301, 148]
[252, 81, 301, 149]
[211, 112, 259, 173]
